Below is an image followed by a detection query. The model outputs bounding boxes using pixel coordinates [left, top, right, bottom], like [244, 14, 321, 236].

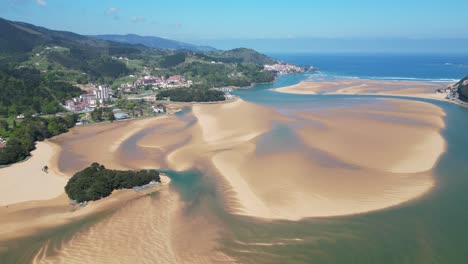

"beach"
[190, 98, 446, 220]
[273, 79, 450, 101]
[0, 141, 67, 206]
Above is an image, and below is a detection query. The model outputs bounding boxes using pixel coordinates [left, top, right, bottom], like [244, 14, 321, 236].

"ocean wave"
[444, 62, 468, 67]
[305, 72, 458, 83]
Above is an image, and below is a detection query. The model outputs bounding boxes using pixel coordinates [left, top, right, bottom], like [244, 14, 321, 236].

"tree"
[64, 163, 161, 202]
[108, 112, 116, 123]
[91, 108, 103, 122]
[0, 120, 8, 132]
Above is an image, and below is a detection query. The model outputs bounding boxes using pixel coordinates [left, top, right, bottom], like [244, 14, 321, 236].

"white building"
[93, 86, 111, 102]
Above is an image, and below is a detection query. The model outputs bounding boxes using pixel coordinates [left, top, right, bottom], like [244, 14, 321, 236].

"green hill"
[0, 17, 280, 110]
[456, 76, 468, 102]
[0, 17, 142, 81]
[207, 48, 277, 65]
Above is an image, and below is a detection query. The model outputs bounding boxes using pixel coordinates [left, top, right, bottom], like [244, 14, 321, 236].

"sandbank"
[273, 79, 450, 102]
[0, 141, 67, 206]
[189, 98, 446, 220]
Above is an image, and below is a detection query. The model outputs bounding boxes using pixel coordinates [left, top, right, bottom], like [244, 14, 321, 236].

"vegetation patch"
[65, 163, 161, 202]
[156, 87, 225, 102]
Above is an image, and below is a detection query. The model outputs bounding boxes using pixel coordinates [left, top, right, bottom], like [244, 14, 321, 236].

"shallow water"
[2, 74, 468, 263]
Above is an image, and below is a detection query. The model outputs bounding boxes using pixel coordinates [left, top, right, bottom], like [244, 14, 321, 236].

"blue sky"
[2, 0, 468, 52]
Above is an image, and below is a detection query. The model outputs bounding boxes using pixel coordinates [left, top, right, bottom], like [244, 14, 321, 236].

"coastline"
[272, 79, 468, 107]
[0, 174, 171, 242]
[0, 141, 67, 206]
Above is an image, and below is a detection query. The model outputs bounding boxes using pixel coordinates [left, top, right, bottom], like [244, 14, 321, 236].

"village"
[264, 63, 318, 75]
[119, 74, 193, 93]
[60, 74, 197, 121]
[61, 82, 171, 125]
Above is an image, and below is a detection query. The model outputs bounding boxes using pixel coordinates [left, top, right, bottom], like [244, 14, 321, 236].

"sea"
[2, 53, 468, 264]
[270, 53, 468, 82]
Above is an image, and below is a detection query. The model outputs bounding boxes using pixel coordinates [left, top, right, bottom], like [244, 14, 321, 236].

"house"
[80, 93, 97, 103]
[16, 114, 25, 119]
[0, 137, 6, 148]
[64, 100, 75, 110]
[115, 113, 130, 120]
[93, 86, 111, 102]
[151, 105, 166, 113]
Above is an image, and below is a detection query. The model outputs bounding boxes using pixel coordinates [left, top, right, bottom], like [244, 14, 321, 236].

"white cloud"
[35, 0, 46, 7]
[106, 7, 119, 14]
[131, 16, 146, 23]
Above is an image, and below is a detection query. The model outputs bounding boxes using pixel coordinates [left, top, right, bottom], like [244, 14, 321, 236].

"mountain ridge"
[92, 34, 217, 52]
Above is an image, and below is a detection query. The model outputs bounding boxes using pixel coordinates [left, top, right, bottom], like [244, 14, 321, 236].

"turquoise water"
[227, 74, 468, 263]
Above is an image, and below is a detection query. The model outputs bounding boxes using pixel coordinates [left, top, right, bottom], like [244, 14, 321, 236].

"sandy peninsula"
[273, 79, 450, 101]
[0, 141, 67, 206]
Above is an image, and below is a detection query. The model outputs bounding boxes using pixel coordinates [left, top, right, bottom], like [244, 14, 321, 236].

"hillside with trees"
[456, 77, 468, 102]
[65, 163, 160, 202]
[156, 87, 225, 102]
[0, 114, 77, 165]
[0, 67, 83, 116]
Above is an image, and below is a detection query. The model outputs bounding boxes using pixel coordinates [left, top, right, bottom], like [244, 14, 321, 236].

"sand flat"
[295, 100, 446, 174]
[273, 79, 449, 101]
[0, 141, 67, 206]
[189, 98, 446, 220]
[0, 95, 449, 253]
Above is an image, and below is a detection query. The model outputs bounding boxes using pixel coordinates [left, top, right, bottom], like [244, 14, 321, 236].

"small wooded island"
[65, 163, 161, 202]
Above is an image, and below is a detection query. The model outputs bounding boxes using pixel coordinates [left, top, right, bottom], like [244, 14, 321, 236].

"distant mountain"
[0, 17, 150, 81]
[92, 34, 217, 52]
[0, 18, 143, 62]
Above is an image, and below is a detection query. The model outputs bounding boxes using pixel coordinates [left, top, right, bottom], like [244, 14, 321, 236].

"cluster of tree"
[206, 48, 277, 65]
[90, 107, 115, 122]
[159, 52, 187, 68]
[0, 114, 77, 165]
[114, 99, 150, 116]
[156, 87, 225, 102]
[47, 50, 129, 81]
[65, 163, 161, 202]
[174, 62, 275, 88]
[0, 67, 83, 117]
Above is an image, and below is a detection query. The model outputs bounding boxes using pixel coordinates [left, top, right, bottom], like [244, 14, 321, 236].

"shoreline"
[271, 79, 468, 107]
[0, 141, 67, 206]
[0, 174, 171, 242]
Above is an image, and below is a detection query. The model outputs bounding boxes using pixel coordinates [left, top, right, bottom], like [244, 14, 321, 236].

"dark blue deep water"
[269, 53, 468, 81]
